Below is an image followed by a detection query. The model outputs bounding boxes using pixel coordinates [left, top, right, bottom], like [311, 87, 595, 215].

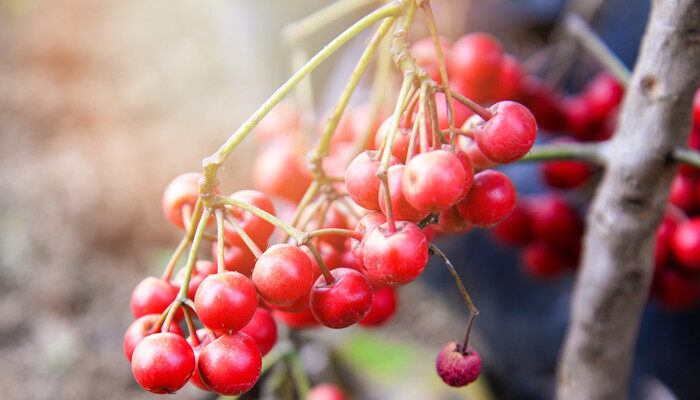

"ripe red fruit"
[402, 150, 470, 213]
[457, 170, 516, 227]
[308, 206, 351, 250]
[123, 314, 183, 362]
[529, 195, 583, 248]
[213, 242, 259, 276]
[253, 244, 313, 307]
[492, 201, 533, 245]
[173, 260, 217, 300]
[519, 78, 567, 132]
[359, 285, 397, 327]
[194, 272, 258, 334]
[253, 140, 311, 202]
[435, 205, 471, 233]
[130, 277, 181, 320]
[693, 88, 700, 126]
[583, 72, 624, 121]
[374, 117, 413, 162]
[351, 212, 387, 267]
[308, 383, 347, 400]
[435, 342, 481, 387]
[131, 332, 194, 394]
[197, 333, 262, 396]
[362, 222, 429, 286]
[494, 54, 523, 100]
[521, 241, 570, 278]
[223, 190, 275, 248]
[305, 241, 341, 281]
[449, 33, 503, 103]
[670, 174, 697, 212]
[346, 150, 398, 211]
[563, 95, 598, 141]
[671, 218, 700, 272]
[542, 160, 591, 189]
[411, 37, 452, 84]
[240, 308, 278, 356]
[162, 172, 202, 229]
[187, 329, 215, 391]
[459, 137, 497, 170]
[272, 308, 320, 329]
[310, 268, 374, 329]
[654, 268, 700, 310]
[475, 101, 537, 164]
[378, 165, 429, 222]
[434, 92, 473, 130]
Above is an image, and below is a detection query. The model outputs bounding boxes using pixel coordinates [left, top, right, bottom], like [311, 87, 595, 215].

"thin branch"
[519, 142, 606, 165]
[671, 146, 700, 169]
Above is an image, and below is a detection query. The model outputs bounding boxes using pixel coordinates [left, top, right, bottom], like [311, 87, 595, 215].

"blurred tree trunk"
[556, 1, 700, 399]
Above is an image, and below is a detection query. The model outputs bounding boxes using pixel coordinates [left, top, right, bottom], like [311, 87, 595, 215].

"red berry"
[197, 333, 262, 396]
[411, 37, 452, 84]
[670, 174, 697, 212]
[671, 218, 700, 272]
[583, 72, 624, 121]
[475, 101, 537, 164]
[435, 205, 471, 233]
[253, 140, 311, 202]
[305, 241, 341, 281]
[402, 150, 470, 213]
[656, 216, 677, 268]
[272, 308, 320, 329]
[529, 195, 583, 248]
[362, 222, 429, 286]
[435, 342, 481, 387]
[693, 88, 700, 127]
[346, 150, 392, 210]
[351, 212, 387, 268]
[374, 117, 413, 162]
[223, 190, 275, 248]
[494, 54, 523, 100]
[130, 277, 181, 320]
[308, 206, 351, 250]
[378, 165, 429, 222]
[460, 137, 497, 170]
[449, 33, 503, 103]
[162, 172, 201, 229]
[310, 268, 374, 329]
[131, 332, 194, 394]
[521, 241, 570, 278]
[564, 95, 599, 141]
[253, 244, 313, 306]
[173, 260, 217, 300]
[255, 101, 301, 142]
[240, 307, 278, 356]
[434, 91, 473, 130]
[194, 272, 258, 334]
[519, 78, 566, 132]
[457, 170, 516, 227]
[213, 242, 259, 276]
[308, 383, 347, 400]
[123, 314, 183, 362]
[542, 159, 591, 189]
[492, 200, 533, 245]
[654, 268, 700, 310]
[359, 285, 397, 327]
[187, 329, 216, 391]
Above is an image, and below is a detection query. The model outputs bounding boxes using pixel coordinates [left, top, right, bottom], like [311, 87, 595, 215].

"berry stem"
[428, 243, 479, 320]
[426, 91, 442, 150]
[518, 142, 606, 165]
[564, 14, 631, 86]
[461, 312, 477, 355]
[440, 88, 493, 121]
[672, 146, 700, 169]
[282, 0, 381, 44]
[161, 236, 189, 282]
[286, 350, 311, 399]
[217, 195, 307, 244]
[288, 181, 321, 237]
[307, 228, 364, 241]
[304, 240, 335, 285]
[199, 1, 405, 199]
[223, 210, 263, 259]
[182, 305, 200, 346]
[215, 209, 226, 274]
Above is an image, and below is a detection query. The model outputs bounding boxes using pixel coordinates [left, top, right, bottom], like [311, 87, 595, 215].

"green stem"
[200, 2, 404, 192]
[672, 147, 700, 169]
[519, 142, 606, 165]
[223, 212, 263, 258]
[215, 209, 226, 274]
[283, 0, 381, 43]
[182, 305, 200, 346]
[308, 228, 363, 241]
[286, 351, 311, 399]
[161, 235, 189, 281]
[216, 195, 307, 244]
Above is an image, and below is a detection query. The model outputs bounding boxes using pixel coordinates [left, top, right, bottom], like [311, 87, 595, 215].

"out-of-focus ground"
[0, 1, 474, 399]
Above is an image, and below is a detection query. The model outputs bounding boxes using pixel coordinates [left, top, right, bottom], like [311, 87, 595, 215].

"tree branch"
[672, 146, 700, 169]
[556, 1, 700, 399]
[520, 142, 606, 165]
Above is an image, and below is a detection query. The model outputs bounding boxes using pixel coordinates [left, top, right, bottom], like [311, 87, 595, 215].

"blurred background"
[0, 0, 696, 399]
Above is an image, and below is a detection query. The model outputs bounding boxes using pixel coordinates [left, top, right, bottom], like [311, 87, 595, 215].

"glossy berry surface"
[130, 277, 181, 320]
[457, 170, 516, 227]
[123, 314, 183, 362]
[197, 333, 262, 396]
[162, 172, 201, 229]
[374, 117, 413, 162]
[240, 307, 278, 356]
[253, 141, 311, 202]
[449, 33, 503, 103]
[253, 244, 313, 306]
[310, 268, 374, 329]
[362, 222, 429, 286]
[359, 285, 397, 327]
[671, 218, 700, 272]
[195, 271, 258, 334]
[435, 342, 481, 387]
[402, 149, 470, 213]
[214, 242, 258, 276]
[378, 164, 428, 222]
[131, 332, 194, 394]
[187, 329, 215, 391]
[475, 101, 537, 164]
[346, 150, 396, 211]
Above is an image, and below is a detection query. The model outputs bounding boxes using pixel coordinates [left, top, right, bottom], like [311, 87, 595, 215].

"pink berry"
[362, 222, 429, 286]
[436, 342, 481, 387]
[402, 150, 470, 213]
[671, 218, 700, 272]
[378, 165, 429, 222]
[240, 307, 278, 356]
[475, 101, 537, 164]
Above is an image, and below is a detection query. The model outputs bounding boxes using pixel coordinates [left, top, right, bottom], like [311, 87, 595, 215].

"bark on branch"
[556, 1, 700, 399]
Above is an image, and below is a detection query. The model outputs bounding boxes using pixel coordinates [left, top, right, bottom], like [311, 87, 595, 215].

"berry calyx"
[197, 333, 262, 396]
[310, 268, 374, 329]
[131, 332, 194, 394]
[240, 307, 278, 356]
[123, 314, 183, 362]
[456, 170, 516, 227]
[194, 271, 258, 334]
[402, 149, 471, 213]
[253, 244, 313, 307]
[362, 222, 429, 286]
[435, 342, 481, 387]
